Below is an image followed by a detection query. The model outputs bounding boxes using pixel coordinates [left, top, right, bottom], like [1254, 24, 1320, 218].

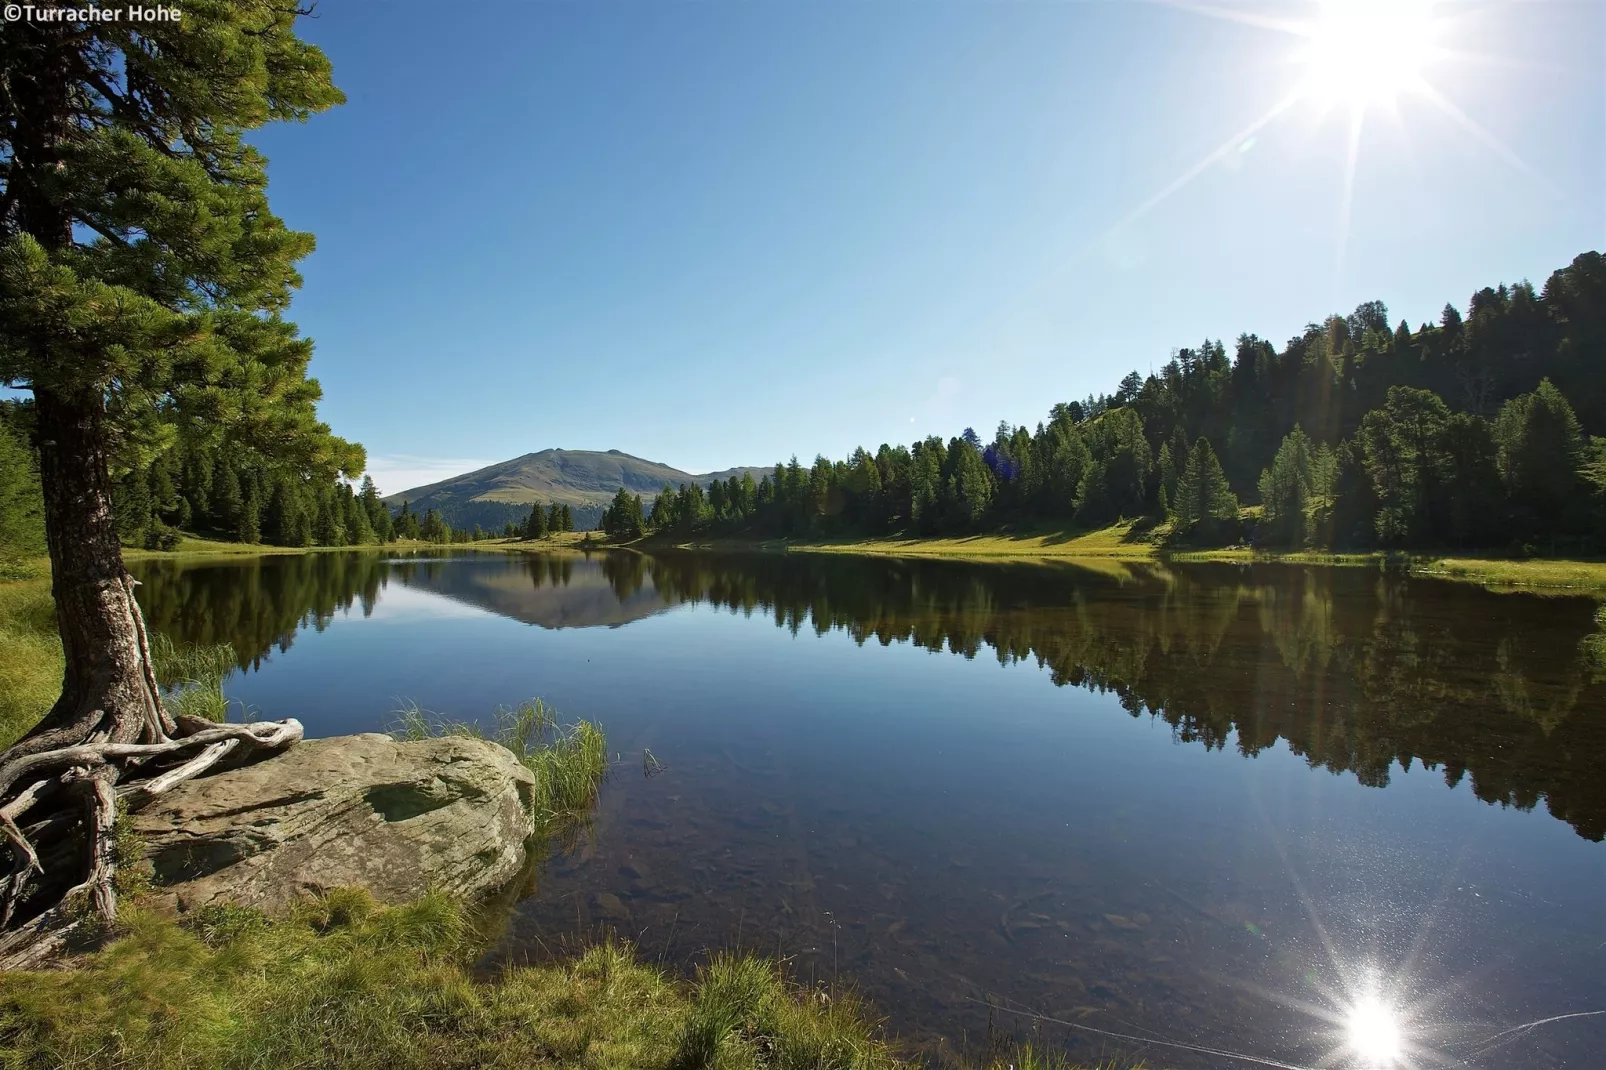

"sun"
[1300, 0, 1439, 107]
[1345, 993, 1405, 1066]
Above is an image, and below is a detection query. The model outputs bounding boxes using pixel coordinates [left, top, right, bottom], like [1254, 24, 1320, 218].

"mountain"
[383, 449, 771, 531]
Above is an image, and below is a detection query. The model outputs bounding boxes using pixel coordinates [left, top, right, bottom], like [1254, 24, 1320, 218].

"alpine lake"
[128, 548, 1606, 1069]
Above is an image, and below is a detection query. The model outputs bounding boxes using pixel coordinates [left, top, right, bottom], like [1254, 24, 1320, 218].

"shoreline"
[56, 523, 1606, 593]
[593, 523, 1606, 593]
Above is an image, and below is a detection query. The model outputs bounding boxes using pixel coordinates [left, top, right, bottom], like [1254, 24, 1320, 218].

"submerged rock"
[131, 733, 537, 913]
[591, 891, 631, 921]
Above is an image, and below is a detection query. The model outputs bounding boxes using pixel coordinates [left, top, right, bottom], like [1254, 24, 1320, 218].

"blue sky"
[254, 1, 1605, 494]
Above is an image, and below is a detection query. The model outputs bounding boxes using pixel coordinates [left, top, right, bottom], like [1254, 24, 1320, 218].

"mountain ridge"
[383, 448, 771, 531]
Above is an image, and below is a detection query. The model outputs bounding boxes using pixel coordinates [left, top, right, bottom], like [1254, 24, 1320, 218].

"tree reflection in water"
[133, 549, 1606, 843]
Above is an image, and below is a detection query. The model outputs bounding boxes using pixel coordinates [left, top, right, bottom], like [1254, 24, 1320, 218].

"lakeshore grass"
[0, 888, 1139, 1070]
[782, 521, 1161, 561]
[149, 633, 239, 722]
[122, 535, 455, 561]
[0, 889, 901, 1070]
[0, 563, 59, 749]
[636, 521, 1606, 592]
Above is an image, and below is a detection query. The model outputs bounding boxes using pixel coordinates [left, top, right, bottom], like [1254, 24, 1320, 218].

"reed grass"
[149, 633, 240, 723]
[390, 698, 608, 830]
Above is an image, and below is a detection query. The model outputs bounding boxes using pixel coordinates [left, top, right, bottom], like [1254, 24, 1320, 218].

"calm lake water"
[130, 549, 1606, 1068]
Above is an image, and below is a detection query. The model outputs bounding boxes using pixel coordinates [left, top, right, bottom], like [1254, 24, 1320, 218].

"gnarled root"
[0, 716, 303, 969]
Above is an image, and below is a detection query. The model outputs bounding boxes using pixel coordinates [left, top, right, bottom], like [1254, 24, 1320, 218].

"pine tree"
[1257, 426, 1314, 546]
[649, 485, 676, 530]
[421, 508, 448, 543]
[237, 480, 263, 545]
[358, 476, 392, 542]
[1156, 443, 1178, 520]
[1495, 378, 1585, 538]
[1176, 438, 1239, 536]
[210, 461, 243, 535]
[313, 486, 346, 547]
[0, 1, 356, 941]
[264, 480, 296, 547]
[526, 502, 549, 539]
[343, 486, 372, 544]
[112, 470, 153, 546]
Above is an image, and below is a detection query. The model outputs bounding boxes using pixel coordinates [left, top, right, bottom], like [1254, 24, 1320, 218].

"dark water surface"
[130, 550, 1606, 1068]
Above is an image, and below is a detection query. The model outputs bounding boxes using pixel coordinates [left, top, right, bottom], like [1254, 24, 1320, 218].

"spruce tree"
[526, 502, 549, 539]
[1176, 438, 1239, 536]
[1257, 427, 1314, 546]
[209, 461, 243, 536]
[237, 481, 262, 545]
[1496, 379, 1585, 537]
[421, 508, 447, 543]
[358, 476, 392, 542]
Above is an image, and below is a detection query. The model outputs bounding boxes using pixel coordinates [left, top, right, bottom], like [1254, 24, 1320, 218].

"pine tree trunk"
[23, 386, 171, 752]
[0, 393, 305, 960]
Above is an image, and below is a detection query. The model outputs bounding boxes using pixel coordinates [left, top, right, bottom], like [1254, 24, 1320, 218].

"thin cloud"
[363, 455, 492, 499]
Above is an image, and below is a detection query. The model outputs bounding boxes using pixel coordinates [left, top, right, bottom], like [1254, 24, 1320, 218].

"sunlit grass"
[670, 953, 899, 1070]
[780, 522, 1161, 561]
[8, 889, 1136, 1070]
[0, 886, 1145, 1068]
[0, 572, 247, 746]
[0, 572, 61, 748]
[1419, 555, 1606, 592]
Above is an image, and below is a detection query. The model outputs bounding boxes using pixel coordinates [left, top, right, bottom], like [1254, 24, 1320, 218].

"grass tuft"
[671, 953, 898, 1070]
[149, 633, 239, 723]
[389, 698, 607, 831]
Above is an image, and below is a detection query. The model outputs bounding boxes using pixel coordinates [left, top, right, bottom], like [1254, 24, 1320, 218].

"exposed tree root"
[0, 715, 304, 969]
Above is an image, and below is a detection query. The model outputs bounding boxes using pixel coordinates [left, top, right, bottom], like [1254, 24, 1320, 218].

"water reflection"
[129, 550, 1606, 1067]
[134, 550, 1606, 842]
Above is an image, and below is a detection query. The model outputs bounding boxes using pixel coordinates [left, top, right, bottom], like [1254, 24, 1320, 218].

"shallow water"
[131, 549, 1606, 1068]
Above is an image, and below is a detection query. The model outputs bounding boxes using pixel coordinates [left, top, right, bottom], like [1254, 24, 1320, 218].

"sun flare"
[1345, 994, 1404, 1066]
[1301, 0, 1438, 107]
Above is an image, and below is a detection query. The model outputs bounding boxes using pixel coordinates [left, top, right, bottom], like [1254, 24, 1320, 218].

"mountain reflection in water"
[134, 549, 1606, 842]
[130, 549, 1606, 1067]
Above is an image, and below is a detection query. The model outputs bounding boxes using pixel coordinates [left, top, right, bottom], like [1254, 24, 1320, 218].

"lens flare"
[1301, 0, 1437, 106]
[1346, 994, 1404, 1065]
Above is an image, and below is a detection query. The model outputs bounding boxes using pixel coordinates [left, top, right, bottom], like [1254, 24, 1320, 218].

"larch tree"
[0, 3, 358, 961]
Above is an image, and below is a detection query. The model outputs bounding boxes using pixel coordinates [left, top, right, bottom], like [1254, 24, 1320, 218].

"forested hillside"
[614, 250, 1606, 553]
[4, 253, 1601, 557]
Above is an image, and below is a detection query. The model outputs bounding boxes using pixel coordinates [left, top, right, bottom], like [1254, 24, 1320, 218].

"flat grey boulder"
[131, 733, 538, 914]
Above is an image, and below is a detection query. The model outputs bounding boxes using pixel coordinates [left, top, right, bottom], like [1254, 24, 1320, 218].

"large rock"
[131, 733, 538, 913]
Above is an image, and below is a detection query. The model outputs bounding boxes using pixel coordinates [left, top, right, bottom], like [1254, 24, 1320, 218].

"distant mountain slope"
[383, 449, 770, 530]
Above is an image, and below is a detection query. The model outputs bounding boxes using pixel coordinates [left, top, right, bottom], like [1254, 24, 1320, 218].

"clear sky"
[253, 1, 1606, 495]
